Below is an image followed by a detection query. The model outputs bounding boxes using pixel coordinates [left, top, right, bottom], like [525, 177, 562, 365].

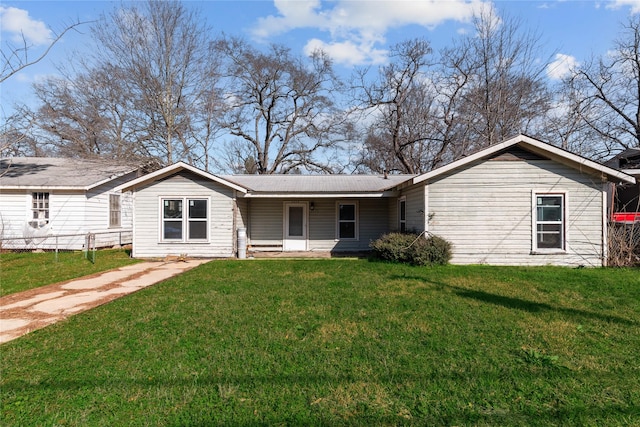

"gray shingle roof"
[0, 157, 139, 189]
[220, 174, 414, 193]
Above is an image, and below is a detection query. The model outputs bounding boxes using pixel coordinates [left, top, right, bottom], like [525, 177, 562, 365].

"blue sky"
[1, 0, 640, 118]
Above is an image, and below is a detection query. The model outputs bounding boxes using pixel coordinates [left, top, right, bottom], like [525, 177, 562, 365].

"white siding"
[388, 197, 399, 231]
[49, 192, 87, 249]
[1, 170, 137, 250]
[0, 192, 29, 240]
[402, 184, 426, 233]
[132, 171, 236, 258]
[85, 171, 137, 233]
[246, 199, 284, 247]
[423, 159, 606, 266]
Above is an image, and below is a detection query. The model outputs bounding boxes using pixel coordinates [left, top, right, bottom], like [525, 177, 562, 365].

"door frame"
[283, 201, 308, 251]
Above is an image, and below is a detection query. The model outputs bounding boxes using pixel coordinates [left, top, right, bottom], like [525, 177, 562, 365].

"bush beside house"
[370, 232, 452, 266]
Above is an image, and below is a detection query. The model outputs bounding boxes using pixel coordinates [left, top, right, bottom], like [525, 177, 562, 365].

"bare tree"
[89, 0, 218, 165]
[352, 10, 552, 174]
[28, 63, 145, 160]
[567, 16, 640, 156]
[215, 37, 347, 174]
[443, 9, 552, 151]
[352, 39, 434, 174]
[1, 19, 87, 84]
[541, 76, 608, 160]
[17, 1, 220, 167]
[1, 14, 87, 161]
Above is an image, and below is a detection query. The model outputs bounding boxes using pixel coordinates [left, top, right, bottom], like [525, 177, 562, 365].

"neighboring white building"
[0, 157, 141, 249]
[119, 135, 636, 267]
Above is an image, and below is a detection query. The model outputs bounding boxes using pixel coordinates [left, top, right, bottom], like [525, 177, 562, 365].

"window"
[337, 202, 357, 239]
[162, 198, 208, 242]
[188, 199, 207, 239]
[399, 198, 406, 232]
[30, 192, 49, 228]
[163, 199, 183, 240]
[535, 194, 564, 251]
[109, 194, 121, 227]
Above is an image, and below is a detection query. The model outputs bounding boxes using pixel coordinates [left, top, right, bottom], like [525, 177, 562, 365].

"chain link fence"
[0, 230, 132, 263]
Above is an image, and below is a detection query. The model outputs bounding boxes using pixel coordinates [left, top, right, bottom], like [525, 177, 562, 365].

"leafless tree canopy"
[1, 19, 87, 84]
[91, 0, 218, 164]
[11, 0, 220, 167]
[6, 5, 640, 173]
[352, 10, 553, 174]
[215, 37, 349, 174]
[564, 15, 640, 158]
[352, 39, 434, 174]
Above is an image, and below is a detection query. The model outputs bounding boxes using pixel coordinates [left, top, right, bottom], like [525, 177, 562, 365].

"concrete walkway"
[0, 259, 209, 344]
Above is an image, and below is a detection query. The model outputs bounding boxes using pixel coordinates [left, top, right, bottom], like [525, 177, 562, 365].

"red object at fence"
[612, 212, 640, 223]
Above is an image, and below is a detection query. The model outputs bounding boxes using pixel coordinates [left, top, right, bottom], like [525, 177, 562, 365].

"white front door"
[283, 202, 307, 251]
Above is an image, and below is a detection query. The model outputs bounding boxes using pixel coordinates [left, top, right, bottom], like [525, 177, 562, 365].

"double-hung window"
[30, 192, 49, 228]
[162, 198, 208, 242]
[534, 194, 564, 251]
[337, 202, 358, 240]
[109, 194, 121, 228]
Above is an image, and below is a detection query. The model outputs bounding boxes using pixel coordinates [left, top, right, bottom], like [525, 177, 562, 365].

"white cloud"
[547, 53, 578, 80]
[254, 0, 492, 65]
[607, 0, 640, 14]
[0, 6, 53, 45]
[303, 38, 388, 66]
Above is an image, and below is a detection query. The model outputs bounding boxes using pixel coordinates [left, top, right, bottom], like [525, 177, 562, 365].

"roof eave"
[85, 167, 140, 190]
[240, 190, 399, 198]
[413, 134, 637, 185]
[117, 162, 248, 193]
[0, 185, 88, 191]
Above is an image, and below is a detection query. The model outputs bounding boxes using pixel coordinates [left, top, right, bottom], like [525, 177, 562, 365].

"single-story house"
[604, 148, 640, 223]
[119, 135, 636, 266]
[0, 157, 141, 250]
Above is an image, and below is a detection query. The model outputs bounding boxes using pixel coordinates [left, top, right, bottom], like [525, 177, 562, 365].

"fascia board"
[117, 162, 248, 193]
[412, 134, 637, 185]
[240, 191, 398, 198]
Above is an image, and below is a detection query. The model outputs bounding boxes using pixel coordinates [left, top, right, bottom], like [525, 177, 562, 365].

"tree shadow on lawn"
[390, 275, 637, 326]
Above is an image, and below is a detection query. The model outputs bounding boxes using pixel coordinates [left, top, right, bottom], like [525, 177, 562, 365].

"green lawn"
[0, 249, 140, 296]
[1, 260, 639, 426]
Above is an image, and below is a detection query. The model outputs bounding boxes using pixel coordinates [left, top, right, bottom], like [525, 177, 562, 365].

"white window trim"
[109, 193, 121, 228]
[398, 196, 407, 232]
[30, 192, 49, 229]
[159, 196, 210, 243]
[336, 200, 359, 241]
[531, 192, 569, 254]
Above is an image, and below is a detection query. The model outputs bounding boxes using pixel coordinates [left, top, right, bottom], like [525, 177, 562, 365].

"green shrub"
[370, 232, 452, 266]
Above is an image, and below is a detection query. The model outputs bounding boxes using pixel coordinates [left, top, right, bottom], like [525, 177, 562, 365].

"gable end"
[488, 147, 549, 162]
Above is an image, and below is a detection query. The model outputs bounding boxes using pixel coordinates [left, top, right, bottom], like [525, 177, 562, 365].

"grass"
[0, 249, 140, 296]
[1, 259, 639, 426]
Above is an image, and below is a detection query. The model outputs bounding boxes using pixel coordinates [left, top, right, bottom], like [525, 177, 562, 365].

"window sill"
[160, 241, 210, 244]
[530, 250, 567, 255]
